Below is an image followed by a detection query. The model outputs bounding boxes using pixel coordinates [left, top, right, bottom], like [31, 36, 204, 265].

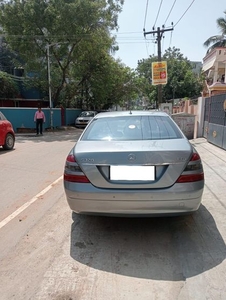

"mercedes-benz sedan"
[64, 111, 204, 216]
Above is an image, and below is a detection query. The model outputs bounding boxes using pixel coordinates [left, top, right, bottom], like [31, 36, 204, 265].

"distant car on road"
[64, 111, 204, 217]
[75, 111, 97, 128]
[0, 111, 15, 150]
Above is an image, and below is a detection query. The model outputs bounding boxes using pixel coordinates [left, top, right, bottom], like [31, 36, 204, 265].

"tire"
[3, 133, 15, 150]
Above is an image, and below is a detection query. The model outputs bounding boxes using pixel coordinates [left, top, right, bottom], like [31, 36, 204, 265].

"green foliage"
[0, 71, 19, 98]
[203, 10, 226, 53]
[136, 47, 203, 104]
[137, 57, 157, 105]
[0, 1, 202, 110]
[0, 0, 125, 107]
[0, 38, 18, 74]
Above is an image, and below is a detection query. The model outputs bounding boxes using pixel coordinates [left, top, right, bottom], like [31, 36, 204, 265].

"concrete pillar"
[196, 97, 205, 138]
[213, 61, 219, 82]
[224, 63, 226, 83]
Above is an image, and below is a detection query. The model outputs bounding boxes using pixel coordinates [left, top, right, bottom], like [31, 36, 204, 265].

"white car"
[75, 111, 97, 128]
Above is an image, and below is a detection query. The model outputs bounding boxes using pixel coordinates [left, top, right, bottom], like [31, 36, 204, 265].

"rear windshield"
[79, 111, 95, 117]
[81, 116, 183, 141]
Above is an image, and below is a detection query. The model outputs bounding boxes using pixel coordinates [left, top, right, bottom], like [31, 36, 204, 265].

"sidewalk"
[191, 137, 226, 211]
[15, 126, 79, 137]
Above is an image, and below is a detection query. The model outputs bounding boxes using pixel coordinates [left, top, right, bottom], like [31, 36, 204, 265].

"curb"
[15, 126, 79, 135]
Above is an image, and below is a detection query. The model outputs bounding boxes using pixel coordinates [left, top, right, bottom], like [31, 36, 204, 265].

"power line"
[174, 0, 195, 28]
[145, 40, 150, 57]
[117, 41, 155, 44]
[162, 35, 165, 53]
[117, 37, 155, 41]
[143, 0, 149, 31]
[153, 0, 164, 29]
[164, 0, 177, 25]
[169, 30, 173, 47]
[143, 0, 151, 58]
[116, 31, 144, 35]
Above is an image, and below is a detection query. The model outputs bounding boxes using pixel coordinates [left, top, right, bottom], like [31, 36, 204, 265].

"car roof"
[95, 110, 169, 119]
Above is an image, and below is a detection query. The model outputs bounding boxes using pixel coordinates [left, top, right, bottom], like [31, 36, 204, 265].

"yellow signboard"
[152, 61, 167, 85]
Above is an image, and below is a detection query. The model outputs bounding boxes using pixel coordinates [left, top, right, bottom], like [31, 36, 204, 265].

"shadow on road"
[70, 204, 226, 281]
[0, 148, 16, 155]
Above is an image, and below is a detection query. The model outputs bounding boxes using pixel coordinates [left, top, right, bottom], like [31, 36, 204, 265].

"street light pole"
[47, 44, 53, 129]
[47, 42, 69, 128]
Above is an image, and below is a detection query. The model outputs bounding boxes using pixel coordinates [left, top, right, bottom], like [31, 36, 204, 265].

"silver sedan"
[75, 111, 97, 128]
[64, 111, 204, 216]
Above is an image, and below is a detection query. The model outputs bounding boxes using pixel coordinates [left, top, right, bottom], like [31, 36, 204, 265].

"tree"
[0, 71, 19, 98]
[102, 61, 140, 109]
[0, 0, 124, 107]
[137, 56, 157, 106]
[136, 47, 203, 104]
[203, 10, 226, 53]
[162, 47, 203, 100]
[0, 38, 19, 74]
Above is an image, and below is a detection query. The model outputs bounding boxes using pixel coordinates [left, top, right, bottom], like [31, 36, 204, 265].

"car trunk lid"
[74, 139, 192, 189]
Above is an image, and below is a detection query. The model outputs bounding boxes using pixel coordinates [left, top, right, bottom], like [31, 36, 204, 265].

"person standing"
[34, 107, 46, 135]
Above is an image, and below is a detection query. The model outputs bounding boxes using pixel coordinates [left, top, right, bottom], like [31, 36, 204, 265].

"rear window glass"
[79, 111, 95, 117]
[81, 116, 183, 141]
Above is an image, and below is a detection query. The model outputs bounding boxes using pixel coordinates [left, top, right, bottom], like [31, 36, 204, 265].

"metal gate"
[203, 93, 226, 150]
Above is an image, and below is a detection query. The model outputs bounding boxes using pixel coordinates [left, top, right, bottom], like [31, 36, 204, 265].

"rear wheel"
[3, 133, 15, 150]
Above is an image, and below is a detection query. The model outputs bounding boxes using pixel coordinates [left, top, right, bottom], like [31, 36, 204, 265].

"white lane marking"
[0, 175, 63, 230]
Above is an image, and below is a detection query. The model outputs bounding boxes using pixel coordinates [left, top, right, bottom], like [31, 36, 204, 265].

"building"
[0, 69, 49, 108]
[190, 61, 202, 75]
[202, 47, 226, 96]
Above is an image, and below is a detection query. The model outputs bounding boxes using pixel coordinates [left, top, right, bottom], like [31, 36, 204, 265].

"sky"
[112, 0, 226, 69]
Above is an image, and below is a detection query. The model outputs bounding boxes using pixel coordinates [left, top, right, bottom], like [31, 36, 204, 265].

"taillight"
[66, 154, 76, 162]
[176, 173, 204, 183]
[176, 150, 204, 183]
[64, 153, 90, 183]
[190, 152, 200, 161]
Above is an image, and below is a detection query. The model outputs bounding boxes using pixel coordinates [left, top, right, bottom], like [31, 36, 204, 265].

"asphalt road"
[0, 132, 226, 300]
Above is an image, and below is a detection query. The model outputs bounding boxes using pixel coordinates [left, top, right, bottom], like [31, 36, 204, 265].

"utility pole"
[47, 44, 53, 129]
[144, 26, 173, 108]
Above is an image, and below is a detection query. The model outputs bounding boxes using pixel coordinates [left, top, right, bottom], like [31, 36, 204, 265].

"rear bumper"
[64, 181, 204, 216]
[75, 124, 86, 128]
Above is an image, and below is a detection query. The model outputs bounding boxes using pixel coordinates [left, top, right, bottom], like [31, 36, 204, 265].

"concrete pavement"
[0, 136, 226, 300]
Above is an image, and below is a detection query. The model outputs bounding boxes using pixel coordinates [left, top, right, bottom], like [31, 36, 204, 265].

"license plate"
[110, 166, 155, 181]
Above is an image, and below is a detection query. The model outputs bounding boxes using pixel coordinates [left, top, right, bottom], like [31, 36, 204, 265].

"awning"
[202, 57, 216, 72]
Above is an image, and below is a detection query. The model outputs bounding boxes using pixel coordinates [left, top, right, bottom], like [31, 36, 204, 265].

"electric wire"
[164, 0, 177, 25]
[169, 30, 173, 47]
[162, 36, 165, 54]
[152, 0, 163, 58]
[143, 0, 151, 57]
[1, 0, 195, 55]
[174, 0, 195, 28]
[153, 0, 164, 29]
[145, 40, 150, 57]
[143, 0, 149, 31]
